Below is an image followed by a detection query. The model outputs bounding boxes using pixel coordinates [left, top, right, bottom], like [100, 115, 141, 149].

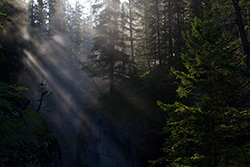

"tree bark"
[155, 0, 161, 65]
[168, 2, 173, 61]
[248, 6, 250, 40]
[144, 0, 151, 71]
[232, 0, 250, 68]
[129, 0, 134, 62]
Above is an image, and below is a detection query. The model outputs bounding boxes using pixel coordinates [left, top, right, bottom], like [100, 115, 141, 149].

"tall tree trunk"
[177, 1, 181, 55]
[163, 10, 167, 64]
[107, 3, 115, 92]
[232, 0, 250, 68]
[38, 0, 44, 25]
[110, 56, 114, 92]
[31, 0, 35, 26]
[248, 6, 250, 40]
[168, 2, 173, 61]
[121, 5, 126, 77]
[144, 0, 151, 71]
[48, 0, 56, 37]
[129, 0, 134, 62]
[155, 0, 161, 65]
[110, 30, 115, 92]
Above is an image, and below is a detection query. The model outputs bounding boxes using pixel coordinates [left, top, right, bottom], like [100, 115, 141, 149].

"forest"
[1, 0, 250, 166]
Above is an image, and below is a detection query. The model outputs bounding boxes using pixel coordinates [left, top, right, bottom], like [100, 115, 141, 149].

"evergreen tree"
[48, 0, 59, 37]
[232, 0, 250, 68]
[131, 0, 151, 71]
[135, 0, 186, 70]
[84, 0, 129, 91]
[0, 0, 26, 83]
[152, 18, 250, 167]
[27, 0, 48, 35]
[161, 0, 186, 63]
[147, 0, 162, 65]
[128, 0, 135, 62]
[185, 0, 210, 20]
[66, 0, 85, 69]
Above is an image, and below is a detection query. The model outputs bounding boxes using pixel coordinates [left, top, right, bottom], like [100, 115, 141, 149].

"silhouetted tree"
[84, 0, 129, 91]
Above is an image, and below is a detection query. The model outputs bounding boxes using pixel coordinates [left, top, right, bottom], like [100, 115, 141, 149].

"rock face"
[77, 112, 138, 167]
[19, 35, 138, 167]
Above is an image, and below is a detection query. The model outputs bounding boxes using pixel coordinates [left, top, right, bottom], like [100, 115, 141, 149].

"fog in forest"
[1, 0, 250, 167]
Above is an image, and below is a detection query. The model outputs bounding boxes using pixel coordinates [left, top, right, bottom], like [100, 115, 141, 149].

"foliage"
[152, 18, 250, 167]
[0, 83, 61, 166]
[83, 0, 130, 91]
[0, 1, 25, 83]
[140, 65, 178, 104]
[90, 64, 179, 166]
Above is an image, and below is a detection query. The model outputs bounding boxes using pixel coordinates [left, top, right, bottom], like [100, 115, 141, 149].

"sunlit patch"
[68, 0, 76, 5]
[20, 26, 30, 40]
[52, 34, 66, 46]
[16, 0, 133, 166]
[23, 49, 50, 80]
[24, 49, 38, 67]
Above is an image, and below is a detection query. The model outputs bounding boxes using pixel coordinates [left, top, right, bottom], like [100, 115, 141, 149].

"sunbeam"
[4, 0, 247, 167]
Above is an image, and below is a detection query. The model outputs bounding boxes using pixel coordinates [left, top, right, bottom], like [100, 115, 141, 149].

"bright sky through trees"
[68, 0, 128, 7]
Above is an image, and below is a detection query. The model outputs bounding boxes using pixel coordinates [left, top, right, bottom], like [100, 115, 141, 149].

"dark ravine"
[19, 35, 138, 167]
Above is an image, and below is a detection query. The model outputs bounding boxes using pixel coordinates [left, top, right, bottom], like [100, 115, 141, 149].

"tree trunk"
[30, 0, 35, 26]
[155, 0, 161, 65]
[144, 0, 151, 71]
[129, 0, 134, 62]
[168, 2, 173, 61]
[177, 1, 181, 55]
[163, 10, 167, 64]
[232, 0, 250, 68]
[38, 0, 44, 25]
[248, 6, 250, 40]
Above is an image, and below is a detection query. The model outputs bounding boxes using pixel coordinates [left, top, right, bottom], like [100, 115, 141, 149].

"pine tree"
[232, 0, 250, 68]
[66, 0, 85, 69]
[147, 0, 162, 65]
[152, 17, 250, 167]
[84, 0, 129, 91]
[132, 0, 151, 71]
[0, 0, 26, 83]
[28, 0, 48, 35]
